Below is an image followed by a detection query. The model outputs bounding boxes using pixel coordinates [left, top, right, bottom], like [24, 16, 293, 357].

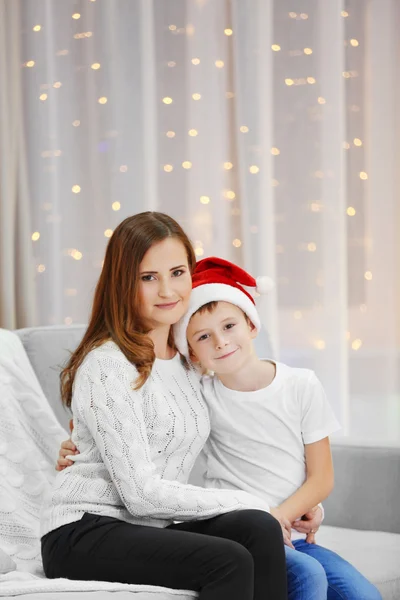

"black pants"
[42, 510, 287, 600]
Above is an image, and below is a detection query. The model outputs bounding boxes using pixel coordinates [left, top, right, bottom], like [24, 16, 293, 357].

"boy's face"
[186, 302, 257, 374]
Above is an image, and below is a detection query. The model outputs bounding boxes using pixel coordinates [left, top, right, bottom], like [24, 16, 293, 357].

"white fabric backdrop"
[2, 0, 400, 439]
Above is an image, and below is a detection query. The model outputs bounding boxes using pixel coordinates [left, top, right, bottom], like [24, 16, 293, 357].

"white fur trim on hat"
[174, 283, 261, 359]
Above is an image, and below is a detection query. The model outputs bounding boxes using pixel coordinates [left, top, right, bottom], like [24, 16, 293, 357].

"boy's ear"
[188, 346, 200, 363]
[248, 320, 258, 339]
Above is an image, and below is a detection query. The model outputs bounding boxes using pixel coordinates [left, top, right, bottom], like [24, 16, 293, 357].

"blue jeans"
[286, 539, 382, 600]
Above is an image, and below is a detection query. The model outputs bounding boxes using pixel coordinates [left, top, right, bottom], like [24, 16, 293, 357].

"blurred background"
[0, 0, 399, 444]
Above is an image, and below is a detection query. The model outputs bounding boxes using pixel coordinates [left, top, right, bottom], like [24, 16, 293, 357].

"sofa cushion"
[318, 525, 400, 599]
[15, 325, 86, 431]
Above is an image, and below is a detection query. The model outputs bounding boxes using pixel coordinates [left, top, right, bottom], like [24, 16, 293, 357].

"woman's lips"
[155, 301, 179, 310]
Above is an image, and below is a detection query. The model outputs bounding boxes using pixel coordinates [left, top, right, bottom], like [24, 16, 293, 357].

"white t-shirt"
[201, 361, 340, 527]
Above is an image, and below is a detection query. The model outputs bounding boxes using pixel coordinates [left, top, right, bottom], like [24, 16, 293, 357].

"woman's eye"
[141, 275, 155, 282]
[198, 334, 209, 341]
[172, 269, 185, 277]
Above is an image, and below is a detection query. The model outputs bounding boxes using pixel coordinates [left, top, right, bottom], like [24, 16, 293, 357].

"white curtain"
[2, 0, 400, 440]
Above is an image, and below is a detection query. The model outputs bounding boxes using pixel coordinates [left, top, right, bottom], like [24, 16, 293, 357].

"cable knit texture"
[41, 341, 269, 537]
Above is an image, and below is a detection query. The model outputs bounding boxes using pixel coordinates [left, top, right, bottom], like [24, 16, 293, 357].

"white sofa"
[1, 324, 400, 599]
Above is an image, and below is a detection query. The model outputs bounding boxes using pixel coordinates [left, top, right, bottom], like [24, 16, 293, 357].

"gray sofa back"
[14, 325, 400, 534]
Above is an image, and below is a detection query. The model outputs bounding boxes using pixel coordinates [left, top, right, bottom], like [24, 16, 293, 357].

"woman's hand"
[270, 507, 295, 549]
[291, 505, 323, 544]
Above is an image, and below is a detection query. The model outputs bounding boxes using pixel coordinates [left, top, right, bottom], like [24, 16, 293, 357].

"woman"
[40, 212, 287, 600]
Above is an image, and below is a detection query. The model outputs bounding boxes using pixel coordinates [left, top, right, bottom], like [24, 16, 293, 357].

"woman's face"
[138, 238, 192, 329]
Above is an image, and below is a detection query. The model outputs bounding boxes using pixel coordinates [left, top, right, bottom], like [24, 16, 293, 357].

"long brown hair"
[61, 212, 196, 406]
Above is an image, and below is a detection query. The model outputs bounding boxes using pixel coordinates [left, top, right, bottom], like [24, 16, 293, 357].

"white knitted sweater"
[40, 342, 269, 536]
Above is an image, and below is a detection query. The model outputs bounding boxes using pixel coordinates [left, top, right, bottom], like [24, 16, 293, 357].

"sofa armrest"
[324, 443, 400, 533]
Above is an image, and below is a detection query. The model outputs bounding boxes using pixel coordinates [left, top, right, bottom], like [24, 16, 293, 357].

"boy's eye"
[172, 269, 185, 277]
[224, 323, 236, 330]
[198, 333, 210, 342]
[141, 275, 155, 282]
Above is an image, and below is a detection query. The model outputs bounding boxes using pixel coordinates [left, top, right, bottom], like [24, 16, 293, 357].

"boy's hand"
[291, 505, 323, 543]
[55, 439, 79, 470]
[55, 421, 79, 471]
[270, 507, 295, 549]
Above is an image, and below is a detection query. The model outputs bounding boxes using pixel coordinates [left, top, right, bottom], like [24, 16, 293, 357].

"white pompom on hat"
[174, 256, 274, 359]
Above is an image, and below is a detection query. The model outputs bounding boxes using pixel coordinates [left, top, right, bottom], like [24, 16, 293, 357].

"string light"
[224, 190, 236, 200]
[304, 48, 313, 55]
[271, 44, 281, 51]
[91, 63, 101, 70]
[166, 131, 175, 138]
[307, 242, 317, 252]
[163, 164, 173, 172]
[162, 97, 173, 104]
[224, 28, 233, 36]
[314, 340, 326, 350]
[359, 171, 368, 180]
[351, 339, 362, 350]
[64, 317, 73, 325]
[53, 81, 62, 88]
[192, 93, 201, 100]
[186, 24, 195, 36]
[364, 271, 372, 280]
[285, 78, 294, 86]
[271, 179, 279, 187]
[31, 232, 40, 241]
[350, 39, 359, 47]
[72, 185, 81, 193]
[249, 165, 259, 174]
[119, 165, 128, 172]
[112, 202, 121, 211]
[169, 24, 177, 31]
[167, 61, 176, 67]
[343, 141, 350, 149]
[347, 206, 356, 216]
[239, 125, 249, 133]
[318, 97, 326, 104]
[188, 129, 198, 136]
[226, 91, 234, 99]
[72, 120, 80, 127]
[300, 13, 308, 19]
[26, 60, 35, 67]
[39, 94, 48, 101]
[195, 248, 204, 257]
[232, 239, 242, 248]
[98, 96, 107, 104]
[182, 161, 192, 169]
[310, 202, 322, 212]
[341, 10, 349, 17]
[223, 162, 233, 170]
[37, 264, 46, 273]
[72, 13, 81, 19]
[200, 196, 210, 204]
[215, 60, 224, 68]
[104, 229, 113, 238]
[271, 147, 280, 155]
[33, 25, 41, 32]
[307, 77, 316, 84]
[191, 58, 200, 65]
[353, 138, 362, 146]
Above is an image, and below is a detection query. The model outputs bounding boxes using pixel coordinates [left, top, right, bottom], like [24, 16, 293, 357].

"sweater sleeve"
[74, 354, 269, 521]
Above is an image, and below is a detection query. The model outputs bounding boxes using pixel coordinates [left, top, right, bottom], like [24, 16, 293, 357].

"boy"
[174, 256, 381, 600]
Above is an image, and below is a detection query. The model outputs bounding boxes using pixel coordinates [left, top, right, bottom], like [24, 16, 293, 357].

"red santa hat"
[174, 256, 274, 358]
